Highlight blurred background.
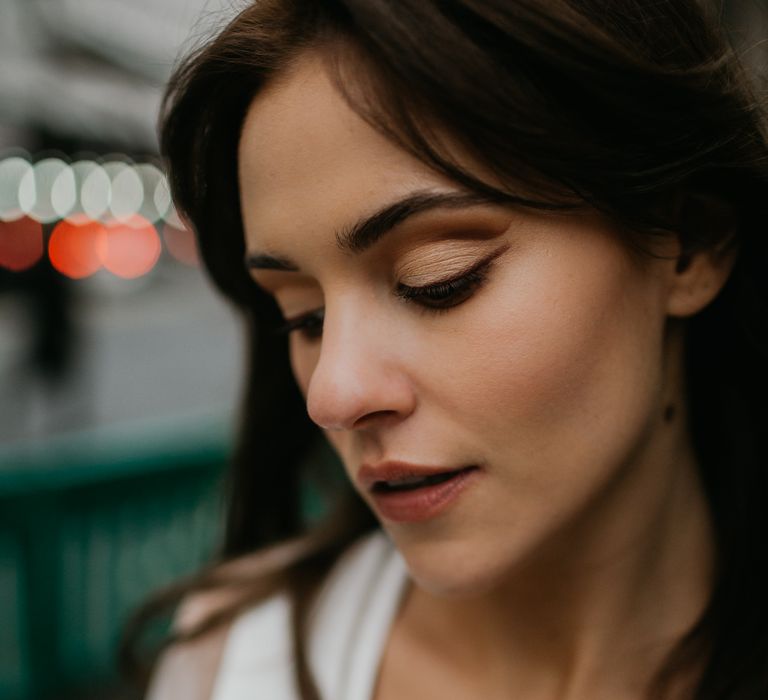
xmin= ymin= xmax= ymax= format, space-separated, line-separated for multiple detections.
xmin=0 ymin=1 xmax=245 ymax=698
xmin=0 ymin=1 xmax=765 ymax=699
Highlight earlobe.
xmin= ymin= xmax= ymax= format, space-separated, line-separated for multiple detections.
xmin=665 ymin=241 xmax=738 ymax=318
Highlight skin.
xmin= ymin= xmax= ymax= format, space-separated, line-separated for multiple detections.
xmin=238 ymin=49 xmax=736 ymax=699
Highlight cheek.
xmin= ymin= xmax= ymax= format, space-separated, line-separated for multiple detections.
xmin=429 ymin=240 xmax=665 ymax=490
xmin=394 ymin=239 xmax=671 ymax=593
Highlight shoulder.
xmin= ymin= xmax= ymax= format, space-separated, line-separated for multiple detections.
xmin=144 ymin=533 xmax=324 ymax=700
xmin=218 ymin=530 xmax=400 ymax=671
xmin=146 ymin=528 xmax=406 ymax=700
xmin=215 ymin=528 xmax=408 ymax=700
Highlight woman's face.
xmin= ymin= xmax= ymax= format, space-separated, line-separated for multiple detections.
xmin=238 ymin=51 xmax=686 ymax=596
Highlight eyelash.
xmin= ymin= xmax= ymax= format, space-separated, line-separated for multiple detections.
xmin=271 ymin=259 xmax=494 ymax=341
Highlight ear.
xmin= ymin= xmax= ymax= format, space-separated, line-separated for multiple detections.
xmin=665 ymin=242 xmax=738 ymax=318
xmin=664 ymin=192 xmax=739 ymax=318
xmin=667 ymin=235 xmax=738 ymax=318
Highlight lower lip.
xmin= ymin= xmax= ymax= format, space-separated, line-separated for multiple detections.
xmin=369 ymin=467 xmax=481 ymax=523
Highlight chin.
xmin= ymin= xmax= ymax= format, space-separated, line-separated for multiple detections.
xmin=394 ymin=534 xmax=516 ymax=599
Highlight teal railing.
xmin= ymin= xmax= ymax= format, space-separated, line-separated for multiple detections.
xmin=0 ymin=412 xmax=232 ymax=700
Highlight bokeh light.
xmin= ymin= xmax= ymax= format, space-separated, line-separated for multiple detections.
xmin=0 ymin=216 xmax=44 ymax=271
xmin=81 ymin=164 xmax=111 ymax=221
xmin=108 ymin=163 xmax=144 ymax=222
xmin=0 ymin=157 xmax=33 ymax=222
xmin=98 ymin=215 xmax=161 ymax=278
xmin=65 ymin=160 xmax=101 ymax=222
xmin=49 ymin=217 xmax=104 ymax=279
xmin=1 ymin=152 xmax=187 ymax=279
xmin=21 ymin=158 xmax=71 ymax=223
xmin=135 ymin=163 xmax=165 ymax=222
xmin=51 ymin=164 xmax=77 ymax=219
xmin=163 ymin=202 xmax=186 ymax=230
xmin=153 ymin=176 xmax=172 ymax=221
xmin=163 ymin=222 xmax=199 ymax=267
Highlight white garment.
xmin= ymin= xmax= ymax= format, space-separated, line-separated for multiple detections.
xmin=210 ymin=528 xmax=410 ymax=700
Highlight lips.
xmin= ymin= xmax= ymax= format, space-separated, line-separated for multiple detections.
xmin=358 ymin=461 xmax=477 ymax=492
xmin=360 ymin=462 xmax=482 ymax=522
xmin=372 ymin=470 xmax=463 ymax=492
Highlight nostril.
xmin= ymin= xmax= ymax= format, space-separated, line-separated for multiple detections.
xmin=352 ymin=409 xmax=400 ymax=430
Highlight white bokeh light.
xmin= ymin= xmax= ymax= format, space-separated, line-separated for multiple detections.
xmin=135 ymin=163 xmax=165 ymax=222
xmin=81 ymin=164 xmax=111 ymax=220
xmin=21 ymin=158 xmax=70 ymax=224
xmin=2 ymin=155 xmax=181 ymax=230
xmin=65 ymin=160 xmax=101 ymax=222
xmin=105 ymin=161 xmax=143 ymax=222
xmin=163 ymin=202 xmax=185 ymax=230
xmin=51 ymin=165 xmax=77 ymax=219
xmin=154 ymin=176 xmax=172 ymax=222
xmin=0 ymin=157 xmax=33 ymax=222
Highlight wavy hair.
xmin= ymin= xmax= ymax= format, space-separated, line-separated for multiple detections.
xmin=122 ymin=2 xmax=768 ymax=698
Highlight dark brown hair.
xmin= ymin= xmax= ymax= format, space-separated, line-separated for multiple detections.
xmin=122 ymin=1 xmax=768 ymax=698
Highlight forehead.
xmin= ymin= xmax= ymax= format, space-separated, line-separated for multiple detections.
xmin=237 ymin=50 xmax=458 ymax=259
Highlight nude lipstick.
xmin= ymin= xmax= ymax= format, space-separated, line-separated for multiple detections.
xmin=358 ymin=462 xmax=481 ymax=523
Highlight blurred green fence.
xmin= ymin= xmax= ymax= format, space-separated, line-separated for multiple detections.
xmin=0 ymin=414 xmax=231 ymax=700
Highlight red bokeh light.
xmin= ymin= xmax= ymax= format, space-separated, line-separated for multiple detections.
xmin=0 ymin=217 xmax=44 ymax=271
xmin=98 ymin=215 xmax=161 ymax=278
xmin=48 ymin=217 xmax=103 ymax=278
xmin=162 ymin=222 xmax=199 ymax=267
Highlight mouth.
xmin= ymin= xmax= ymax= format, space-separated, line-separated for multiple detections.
xmin=363 ymin=465 xmax=482 ymax=523
xmin=371 ymin=466 xmax=477 ymax=493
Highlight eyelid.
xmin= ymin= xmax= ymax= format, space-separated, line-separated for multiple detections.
xmin=397 ymin=242 xmax=510 ymax=291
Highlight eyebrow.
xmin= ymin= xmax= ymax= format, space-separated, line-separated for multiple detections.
xmin=244 ymin=189 xmax=503 ymax=271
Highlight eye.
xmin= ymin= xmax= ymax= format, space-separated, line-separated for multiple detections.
xmin=270 ymin=251 xmax=500 ymax=341
xmin=395 ymin=265 xmax=489 ymax=311
xmin=271 ymin=307 xmax=325 ymax=341
xmin=395 ymin=241 xmax=508 ymax=312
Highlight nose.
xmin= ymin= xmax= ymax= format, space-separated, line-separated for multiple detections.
xmin=305 ymin=307 xmax=416 ymax=431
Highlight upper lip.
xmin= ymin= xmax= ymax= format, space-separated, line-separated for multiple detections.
xmin=358 ymin=461 xmax=475 ymax=492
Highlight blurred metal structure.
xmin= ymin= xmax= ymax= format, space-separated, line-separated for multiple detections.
xmin=0 ymin=416 xmax=228 ymax=699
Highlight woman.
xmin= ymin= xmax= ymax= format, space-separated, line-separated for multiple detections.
xmin=124 ymin=1 xmax=768 ymax=698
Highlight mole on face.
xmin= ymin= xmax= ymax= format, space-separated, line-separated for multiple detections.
xmin=664 ymin=403 xmax=676 ymax=422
